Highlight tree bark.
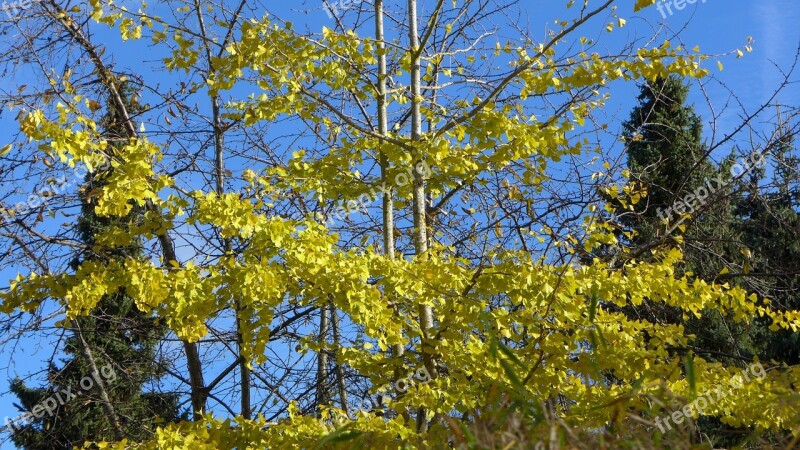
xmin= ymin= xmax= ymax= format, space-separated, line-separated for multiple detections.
xmin=330 ymin=302 xmax=349 ymax=415
xmin=316 ymin=304 xmax=330 ymax=413
xmin=407 ymin=0 xmax=437 ymax=433
xmin=47 ymin=0 xmax=208 ymax=421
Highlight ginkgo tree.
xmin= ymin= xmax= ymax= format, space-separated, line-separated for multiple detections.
xmin=1 ymin=0 xmax=799 ymax=448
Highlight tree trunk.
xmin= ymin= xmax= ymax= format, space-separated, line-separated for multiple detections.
xmin=330 ymin=302 xmax=349 ymax=415
xmin=71 ymin=319 xmax=124 ymax=440
xmin=316 ymin=304 xmax=330 ymax=413
xmin=407 ymin=0 xmax=437 ymax=433
xmin=47 ymin=0 xmax=208 ymax=420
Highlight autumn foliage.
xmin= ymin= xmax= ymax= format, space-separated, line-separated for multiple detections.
xmin=1 ymin=0 xmax=799 ymax=448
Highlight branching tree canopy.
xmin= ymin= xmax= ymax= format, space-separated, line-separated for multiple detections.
xmin=0 ymin=0 xmax=799 ymax=448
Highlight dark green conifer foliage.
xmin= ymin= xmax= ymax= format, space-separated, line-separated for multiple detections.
xmin=9 ymin=84 xmax=184 ymax=449
xmin=735 ymin=124 xmax=800 ymax=365
xmin=614 ymin=76 xmax=763 ymax=446
xmin=617 ymin=76 xmax=754 ymax=358
xmin=621 ymin=75 xmax=714 ymax=242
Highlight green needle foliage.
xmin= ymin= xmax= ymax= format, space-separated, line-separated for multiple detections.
xmin=8 ymin=84 xmax=185 ymax=450
xmin=618 ymin=76 xmax=755 ymax=362
xmin=735 ymin=123 xmax=800 ymax=365
xmin=615 ymin=76 xmax=762 ymax=446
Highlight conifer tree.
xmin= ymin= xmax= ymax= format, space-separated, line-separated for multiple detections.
xmin=616 ymin=76 xmax=757 ymax=364
xmin=613 ymin=75 xmax=780 ymax=447
xmin=621 ymin=75 xmax=713 ymax=244
xmin=8 ymin=84 xmax=184 ymax=449
xmin=735 ymin=122 xmax=800 ymax=365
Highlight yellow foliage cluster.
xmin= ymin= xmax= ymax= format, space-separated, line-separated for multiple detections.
xmin=2 ymin=0 xmax=798 ymax=448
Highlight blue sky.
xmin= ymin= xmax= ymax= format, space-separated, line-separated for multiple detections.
xmin=270 ymin=0 xmax=800 ymax=159
xmin=0 ymin=0 xmax=798 ymax=447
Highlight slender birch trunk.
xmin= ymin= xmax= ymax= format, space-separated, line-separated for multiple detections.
xmin=330 ymin=303 xmax=349 ymax=415
xmin=375 ymin=0 xmax=407 ymax=369
xmin=316 ymin=304 xmax=330 ymax=412
xmin=407 ymin=0 xmax=437 ymax=432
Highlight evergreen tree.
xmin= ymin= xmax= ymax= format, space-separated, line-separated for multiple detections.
xmin=623 ymin=75 xmax=712 ymax=233
xmin=734 ymin=122 xmax=800 ymax=365
xmin=612 ymin=76 xmax=762 ymax=446
xmin=616 ymin=76 xmax=754 ymax=358
xmin=8 ymin=84 xmax=184 ymax=449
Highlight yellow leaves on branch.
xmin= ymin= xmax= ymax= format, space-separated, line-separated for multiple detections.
xmin=4 ymin=218 xmax=800 ymax=443
xmin=4 ymin=0 xmax=797 ymax=447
